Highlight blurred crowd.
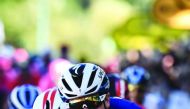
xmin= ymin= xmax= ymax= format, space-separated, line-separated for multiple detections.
xmin=1 ymin=39 xmax=190 ymax=109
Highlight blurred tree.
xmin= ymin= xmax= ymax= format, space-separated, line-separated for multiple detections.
xmin=0 ymin=0 xmax=37 ymax=49
xmin=0 ymin=0 xmax=189 ymax=63
xmin=111 ymin=0 xmax=188 ymax=51
xmin=78 ymin=0 xmax=91 ymax=10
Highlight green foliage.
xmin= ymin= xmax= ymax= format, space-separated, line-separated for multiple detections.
xmin=0 ymin=0 xmax=189 ymax=63
xmin=111 ymin=3 xmax=188 ymax=51
xmin=0 ymin=0 xmax=37 ymax=49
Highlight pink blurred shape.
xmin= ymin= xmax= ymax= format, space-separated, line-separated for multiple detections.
xmin=38 ymin=58 xmax=73 ymax=91
xmin=13 ymin=48 xmax=29 ymax=63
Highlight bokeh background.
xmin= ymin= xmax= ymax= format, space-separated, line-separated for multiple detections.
xmin=1 ymin=0 xmax=190 ymax=63
xmin=1 ymin=0 xmax=190 ymax=109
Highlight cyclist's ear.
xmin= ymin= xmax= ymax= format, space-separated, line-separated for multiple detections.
xmin=104 ymin=93 xmax=110 ymax=108
xmin=106 ymin=93 xmax=110 ymax=101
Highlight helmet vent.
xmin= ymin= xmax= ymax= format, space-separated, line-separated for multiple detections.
xmin=70 ymin=64 xmax=85 ymax=88
xmin=25 ymin=90 xmax=30 ymax=106
xmin=62 ymin=79 xmax=72 ymax=91
xmin=72 ymin=74 xmax=83 ymax=88
xmin=58 ymin=89 xmax=63 ymax=96
xmin=65 ymin=93 xmax=77 ymax=97
xmin=101 ymin=76 xmax=108 ymax=87
xmin=85 ymin=85 xmax=98 ymax=94
xmin=17 ymin=91 xmax=24 ymax=106
xmin=87 ymin=69 xmax=97 ymax=88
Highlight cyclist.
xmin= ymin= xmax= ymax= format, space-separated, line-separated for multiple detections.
xmin=107 ymin=73 xmax=128 ymax=98
xmin=33 ymin=63 xmax=141 ymax=109
xmin=7 ymin=84 xmax=41 ymax=109
xmin=121 ymin=65 xmax=150 ymax=109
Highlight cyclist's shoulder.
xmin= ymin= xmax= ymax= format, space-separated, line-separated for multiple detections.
xmin=110 ymin=97 xmax=142 ymax=109
xmin=36 ymin=87 xmax=58 ymax=99
xmin=33 ymin=87 xmax=62 ymax=108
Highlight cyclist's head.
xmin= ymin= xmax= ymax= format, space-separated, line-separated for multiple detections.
xmin=122 ymin=65 xmax=150 ymax=104
xmin=57 ymin=63 xmax=110 ymax=109
xmin=7 ymin=84 xmax=41 ymax=109
xmin=122 ymin=65 xmax=150 ymax=86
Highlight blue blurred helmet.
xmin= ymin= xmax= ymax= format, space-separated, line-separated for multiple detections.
xmin=122 ymin=65 xmax=150 ymax=85
xmin=8 ymin=84 xmax=41 ymax=109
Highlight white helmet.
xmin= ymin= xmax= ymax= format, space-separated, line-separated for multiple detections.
xmin=57 ymin=63 xmax=110 ymax=101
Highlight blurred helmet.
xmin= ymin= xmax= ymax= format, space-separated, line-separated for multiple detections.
xmin=8 ymin=84 xmax=41 ymax=109
xmin=122 ymin=65 xmax=150 ymax=85
xmin=57 ymin=63 xmax=110 ymax=101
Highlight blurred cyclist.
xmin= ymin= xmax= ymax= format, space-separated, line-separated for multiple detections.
xmin=7 ymin=84 xmax=41 ymax=109
xmin=33 ymin=63 xmax=141 ymax=109
xmin=121 ymin=65 xmax=150 ymax=109
xmin=107 ymin=73 xmax=128 ymax=98
xmin=38 ymin=58 xmax=73 ymax=91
